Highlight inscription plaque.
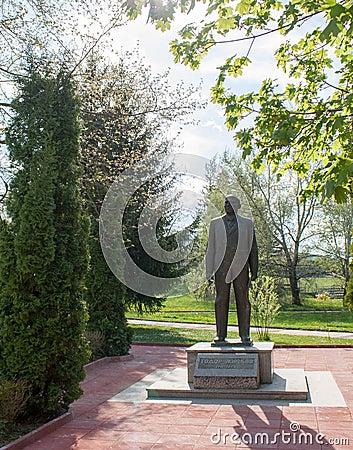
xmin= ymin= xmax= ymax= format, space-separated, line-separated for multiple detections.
xmin=193 ymin=352 xmax=260 ymax=389
xmin=195 ymin=353 xmax=258 ymax=377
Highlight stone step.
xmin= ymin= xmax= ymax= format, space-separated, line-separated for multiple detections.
xmin=147 ymin=367 xmax=308 ymax=401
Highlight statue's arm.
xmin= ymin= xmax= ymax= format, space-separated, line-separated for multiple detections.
xmin=249 ymin=229 xmax=259 ymax=281
xmin=206 ymin=220 xmax=215 ymax=280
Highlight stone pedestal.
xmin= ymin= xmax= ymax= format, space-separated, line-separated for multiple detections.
xmin=146 ymin=341 xmax=308 ymax=400
xmin=187 ymin=341 xmax=274 ymax=386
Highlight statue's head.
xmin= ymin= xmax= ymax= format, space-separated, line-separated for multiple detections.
xmin=224 ymin=195 xmax=241 ymax=215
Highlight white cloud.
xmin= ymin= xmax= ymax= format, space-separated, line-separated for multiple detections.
xmin=174 ymin=121 xmax=236 ymax=160
xmin=201 ymin=120 xmax=224 ymax=133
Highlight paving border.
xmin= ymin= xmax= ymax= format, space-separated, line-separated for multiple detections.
xmin=132 ymin=341 xmax=353 ymax=348
xmin=0 ymin=354 xmax=134 ymax=450
xmin=0 ymin=410 xmax=74 ymax=450
xmin=84 ymin=353 xmax=134 ymax=371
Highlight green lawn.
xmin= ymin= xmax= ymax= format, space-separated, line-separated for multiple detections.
xmin=126 ymin=293 xmax=353 ymax=332
xmin=131 ymin=292 xmax=345 ymax=312
xmin=127 ymin=310 xmax=353 ymax=332
xmin=299 ymin=276 xmax=344 ymax=291
xmin=280 ymin=296 xmax=343 ymax=311
xmin=130 ymin=325 xmax=353 ymax=346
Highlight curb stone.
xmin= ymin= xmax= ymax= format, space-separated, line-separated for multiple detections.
xmin=0 ymin=411 xmax=73 ymax=450
xmin=84 ymin=353 xmax=134 ymax=371
xmin=131 ymin=341 xmax=353 ymax=348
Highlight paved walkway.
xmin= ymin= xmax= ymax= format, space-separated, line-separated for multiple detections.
xmin=128 ymin=319 xmax=353 ymax=339
xmin=22 ymin=344 xmax=353 ymax=449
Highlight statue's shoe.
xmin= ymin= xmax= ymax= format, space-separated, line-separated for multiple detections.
xmin=212 ymin=336 xmax=230 ymax=346
xmin=241 ymin=337 xmax=253 ymax=346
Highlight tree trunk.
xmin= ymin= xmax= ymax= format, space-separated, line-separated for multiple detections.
xmin=289 ymin=270 xmax=301 ymax=305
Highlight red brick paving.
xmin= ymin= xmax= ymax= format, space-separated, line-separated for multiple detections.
xmin=21 ymin=345 xmax=353 ymax=449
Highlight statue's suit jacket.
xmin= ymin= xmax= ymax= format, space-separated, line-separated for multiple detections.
xmin=206 ymin=214 xmax=258 ymax=283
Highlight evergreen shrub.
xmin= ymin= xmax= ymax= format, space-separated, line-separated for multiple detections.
xmin=0 ymin=68 xmax=90 ymax=416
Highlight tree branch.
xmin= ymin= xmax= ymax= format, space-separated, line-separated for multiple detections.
xmin=323 ymin=80 xmax=350 ymax=94
xmin=212 ymin=12 xmax=322 ymax=46
xmin=81 ymin=96 xmax=195 ymax=118
xmin=69 ymin=15 xmax=125 ymax=77
xmin=0 ymin=67 xmax=20 ymax=77
xmin=0 ymin=177 xmax=8 ymax=204
xmin=243 ymin=104 xmax=351 ymax=117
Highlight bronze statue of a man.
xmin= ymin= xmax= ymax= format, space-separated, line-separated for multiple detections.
xmin=206 ymin=195 xmax=258 ymax=346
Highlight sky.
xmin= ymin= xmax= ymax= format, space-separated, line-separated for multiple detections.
xmin=108 ymin=3 xmax=289 ymax=161
xmin=100 ymin=4 xmax=294 ymax=225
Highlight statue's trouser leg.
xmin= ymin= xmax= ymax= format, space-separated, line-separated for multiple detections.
xmin=233 ymin=265 xmax=251 ymax=342
xmin=214 ymin=272 xmax=230 ymax=340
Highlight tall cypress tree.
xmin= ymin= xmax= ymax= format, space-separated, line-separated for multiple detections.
xmin=0 ymin=67 xmax=90 ymax=416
